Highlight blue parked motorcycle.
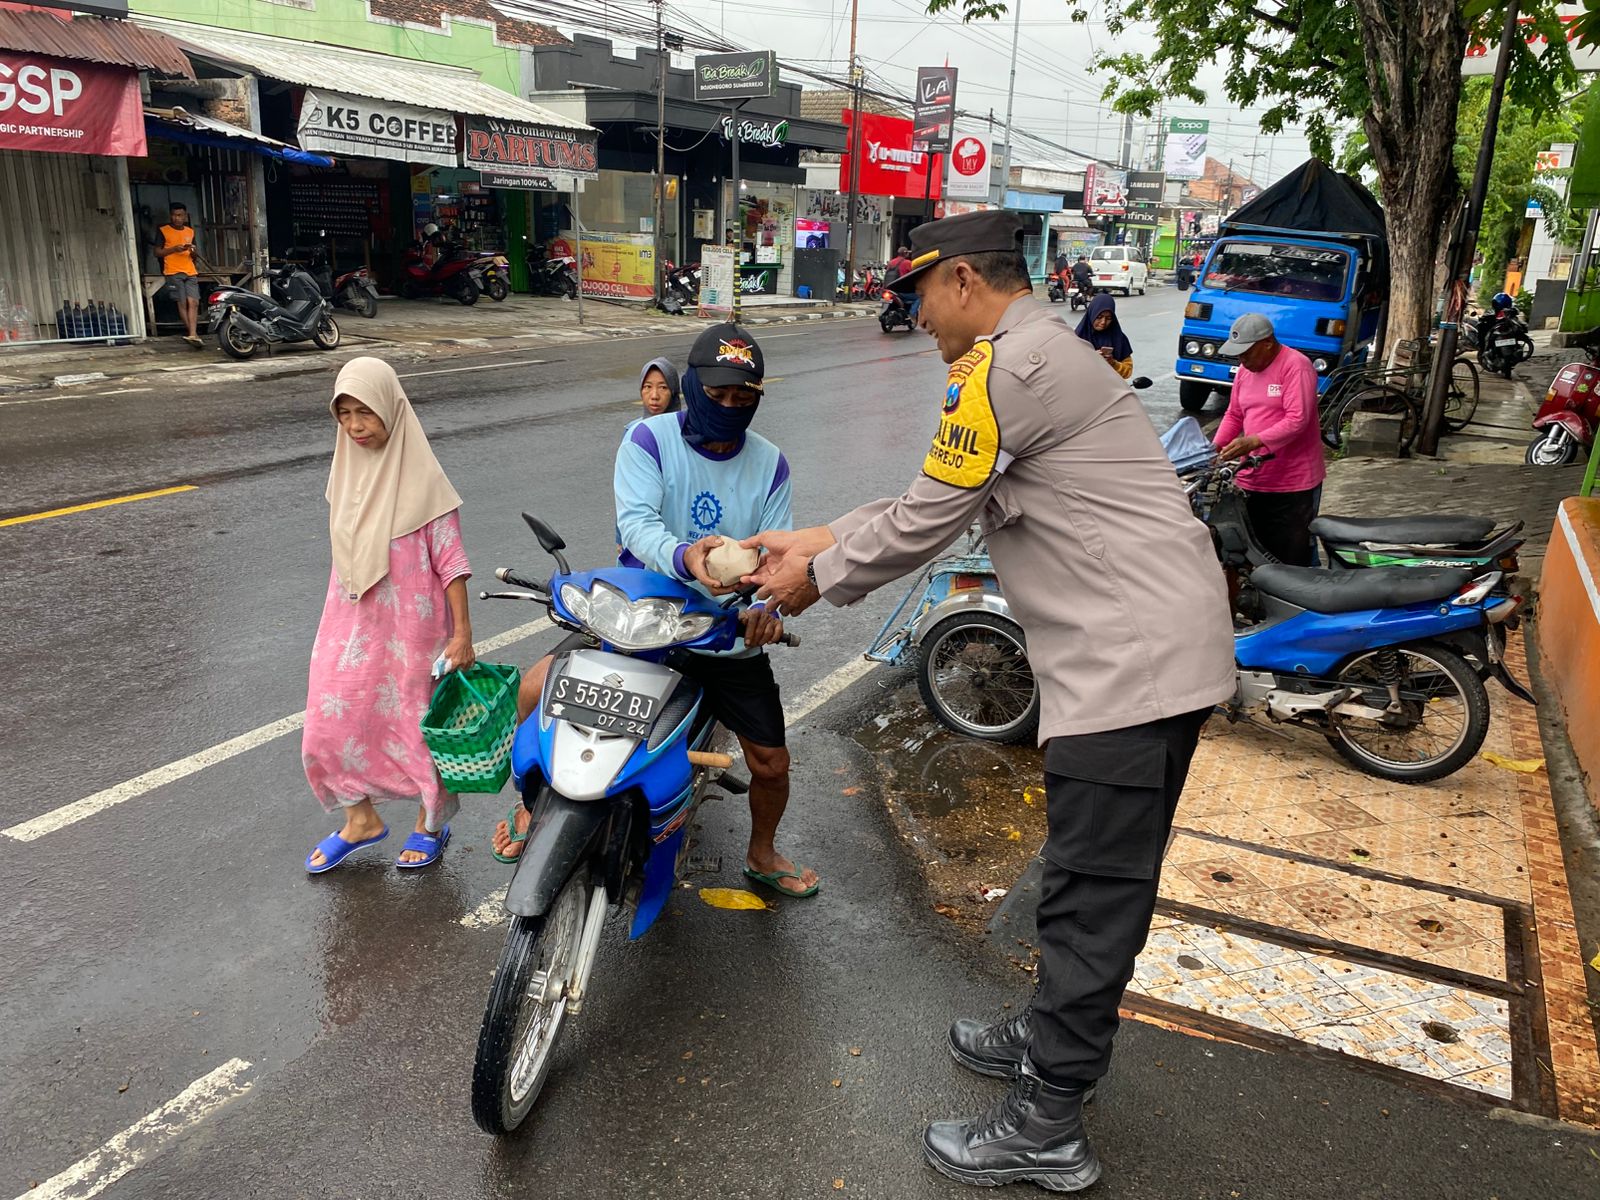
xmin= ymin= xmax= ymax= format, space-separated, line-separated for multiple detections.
xmin=470 ymin=514 xmax=797 ymax=1134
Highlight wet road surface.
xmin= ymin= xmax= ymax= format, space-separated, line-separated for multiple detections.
xmin=4 ymin=292 xmax=1597 ymax=1198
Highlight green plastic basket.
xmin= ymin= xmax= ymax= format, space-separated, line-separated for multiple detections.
xmin=420 ymin=662 xmax=522 ymax=793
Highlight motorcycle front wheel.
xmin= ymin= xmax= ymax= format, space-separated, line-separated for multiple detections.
xmin=1526 ymin=428 xmax=1580 ymax=466
xmin=453 ymin=276 xmax=481 ymax=306
xmin=216 ymin=314 xmax=258 ymax=360
xmin=312 ymin=314 xmax=341 ymax=350
xmin=1327 ymin=643 xmax=1489 ymax=783
xmin=471 ymin=873 xmax=589 ymax=1135
xmin=487 ymin=276 xmax=510 ymax=302
xmin=916 ymin=612 xmax=1041 ymax=744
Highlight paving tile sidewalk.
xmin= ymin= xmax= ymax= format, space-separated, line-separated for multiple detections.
xmin=0 ymin=294 xmax=876 ymax=397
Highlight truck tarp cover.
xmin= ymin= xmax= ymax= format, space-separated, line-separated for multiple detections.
xmin=1223 ymin=159 xmax=1387 ymax=291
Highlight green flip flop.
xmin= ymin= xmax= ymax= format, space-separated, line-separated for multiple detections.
xmin=742 ymin=864 xmax=820 ymax=899
xmin=491 ymin=802 xmax=530 ymax=864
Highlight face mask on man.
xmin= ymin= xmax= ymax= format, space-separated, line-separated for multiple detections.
xmin=681 ymin=366 xmax=759 ymax=445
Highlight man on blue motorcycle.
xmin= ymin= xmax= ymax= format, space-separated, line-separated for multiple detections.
xmin=494 ymin=324 xmax=819 ymax=898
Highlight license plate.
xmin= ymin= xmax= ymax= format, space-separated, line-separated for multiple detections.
xmin=544 ymin=672 xmax=658 ymax=738
xmin=1495 ymin=338 xmax=1517 ymax=347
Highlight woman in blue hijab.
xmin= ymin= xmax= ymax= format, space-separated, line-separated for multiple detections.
xmin=1074 ymin=292 xmax=1134 ymax=379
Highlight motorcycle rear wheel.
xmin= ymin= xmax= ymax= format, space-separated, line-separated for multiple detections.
xmin=312 ymin=314 xmax=341 ymax=350
xmin=471 ymin=873 xmax=588 ymax=1135
xmin=349 ymin=291 xmax=378 ymax=319
xmin=487 ymin=276 xmax=510 ymax=302
xmin=1328 ymin=643 xmax=1488 ymax=783
xmin=916 ymin=612 xmax=1040 ymax=744
xmin=216 ymin=315 xmax=257 ymax=360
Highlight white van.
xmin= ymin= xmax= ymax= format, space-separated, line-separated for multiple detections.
xmin=1088 ymin=246 xmax=1148 ymax=296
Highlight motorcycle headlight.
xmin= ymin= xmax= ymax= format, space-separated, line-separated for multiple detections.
xmin=1201 ymin=342 xmax=1217 ymax=358
xmin=559 ymin=581 xmax=716 ymax=650
xmin=1312 ymin=357 xmax=1330 ymax=373
xmin=1183 ymin=339 xmax=1200 ymax=356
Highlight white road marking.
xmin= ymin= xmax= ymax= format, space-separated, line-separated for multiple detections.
xmin=2 ymin=619 xmax=552 ymax=844
xmin=782 ymin=657 xmax=879 ymax=724
xmin=463 ymin=656 xmax=879 ymax=931
xmin=18 ymin=1058 xmax=253 ymax=1200
xmin=1557 ymin=501 xmax=1600 ymax=626
xmin=396 ymin=359 xmax=547 ymax=379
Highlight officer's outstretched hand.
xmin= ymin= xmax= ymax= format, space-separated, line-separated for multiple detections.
xmin=742 ymin=527 xmax=834 ymax=616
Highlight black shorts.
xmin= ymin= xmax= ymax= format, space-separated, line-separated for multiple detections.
xmin=667 ymin=649 xmax=786 ymax=749
xmin=546 ymin=634 xmax=785 ymax=749
xmin=1243 ymin=486 xmax=1319 ymax=566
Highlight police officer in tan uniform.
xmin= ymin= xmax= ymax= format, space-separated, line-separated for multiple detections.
xmin=745 ymin=210 xmax=1235 ymax=1191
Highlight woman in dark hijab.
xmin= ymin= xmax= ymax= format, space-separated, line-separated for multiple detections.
xmin=1074 ymin=292 xmax=1134 ymax=379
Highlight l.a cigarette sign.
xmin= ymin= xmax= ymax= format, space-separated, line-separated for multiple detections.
xmin=0 ymin=52 xmax=144 ymax=156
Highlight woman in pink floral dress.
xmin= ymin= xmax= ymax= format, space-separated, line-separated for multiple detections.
xmin=303 ymin=357 xmax=474 ymax=872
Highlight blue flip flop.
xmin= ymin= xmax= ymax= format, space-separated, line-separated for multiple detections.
xmin=396 ymin=824 xmax=451 ymax=870
xmin=306 ymin=825 xmax=389 ymax=874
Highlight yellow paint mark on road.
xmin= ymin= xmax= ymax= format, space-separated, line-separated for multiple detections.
xmin=0 ymin=485 xmax=198 ymax=528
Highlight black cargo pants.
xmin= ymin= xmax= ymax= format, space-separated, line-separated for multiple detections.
xmin=1027 ymin=707 xmax=1212 ymax=1084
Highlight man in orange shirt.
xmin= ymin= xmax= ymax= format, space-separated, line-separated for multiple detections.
xmin=152 ymin=203 xmax=202 ymax=346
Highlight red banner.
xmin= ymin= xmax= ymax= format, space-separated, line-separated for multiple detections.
xmin=0 ymin=52 xmax=145 ymax=156
xmin=839 ymin=110 xmax=942 ymax=201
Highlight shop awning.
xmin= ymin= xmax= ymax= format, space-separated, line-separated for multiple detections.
xmin=144 ymin=106 xmax=334 ymax=167
xmin=0 ymin=9 xmax=192 ymax=77
xmin=137 ymin=20 xmax=590 ymax=132
xmin=1049 ymin=212 xmax=1093 ymax=232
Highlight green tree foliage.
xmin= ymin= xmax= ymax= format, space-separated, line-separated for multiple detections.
xmin=924 ymin=0 xmax=1575 ymax=347
xmin=1454 ymin=78 xmax=1581 ymax=305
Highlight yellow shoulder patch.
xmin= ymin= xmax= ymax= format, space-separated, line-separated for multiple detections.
xmin=923 ymin=339 xmax=1000 ymax=489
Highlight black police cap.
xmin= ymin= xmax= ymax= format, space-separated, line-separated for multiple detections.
xmin=891 ymin=210 xmax=1026 ymax=291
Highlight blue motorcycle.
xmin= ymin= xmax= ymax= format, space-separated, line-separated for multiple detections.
xmin=470 ymin=515 xmax=796 ymax=1134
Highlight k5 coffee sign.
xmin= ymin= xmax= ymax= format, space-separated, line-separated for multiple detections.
xmin=945 ymin=130 xmax=990 ymax=201
xmin=0 ymin=53 xmax=144 ymax=156
xmin=464 ymin=116 xmax=598 ymax=190
xmin=693 ymin=51 xmax=776 ymax=102
xmin=299 ymin=90 xmax=456 ymax=167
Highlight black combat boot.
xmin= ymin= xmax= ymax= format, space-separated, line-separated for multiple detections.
xmin=947 ymin=1011 xmax=1097 ymax=1102
xmin=948 ymin=1010 xmax=1031 ymax=1077
xmin=923 ymin=1058 xmax=1101 ymax=1192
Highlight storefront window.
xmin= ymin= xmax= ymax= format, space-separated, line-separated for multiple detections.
xmin=724 ymin=182 xmax=796 ymax=297
xmin=583 ymin=169 xmax=680 ymax=266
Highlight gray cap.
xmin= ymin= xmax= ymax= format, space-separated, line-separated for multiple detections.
xmin=1219 ymin=312 xmax=1275 ymax=357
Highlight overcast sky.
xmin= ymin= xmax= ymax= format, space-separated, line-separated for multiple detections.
xmin=652 ymin=0 xmax=1319 ymax=185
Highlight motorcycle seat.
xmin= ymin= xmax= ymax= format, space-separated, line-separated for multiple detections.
xmin=1310 ymin=514 xmax=1495 ymax=546
xmin=1252 ymin=564 xmax=1473 ymax=614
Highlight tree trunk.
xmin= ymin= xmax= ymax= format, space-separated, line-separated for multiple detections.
xmin=1351 ymin=0 xmax=1471 ymax=349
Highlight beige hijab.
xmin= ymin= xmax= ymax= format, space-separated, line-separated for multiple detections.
xmin=325 ymin=357 xmax=462 ymax=599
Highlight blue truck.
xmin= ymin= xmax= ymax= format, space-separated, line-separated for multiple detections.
xmin=1175 ymin=160 xmax=1388 ymax=414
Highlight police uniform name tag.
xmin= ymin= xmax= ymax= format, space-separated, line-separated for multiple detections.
xmin=923 ymin=339 xmax=1001 ymax=489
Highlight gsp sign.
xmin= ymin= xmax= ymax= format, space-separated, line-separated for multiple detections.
xmin=0 ymin=53 xmax=145 ymax=157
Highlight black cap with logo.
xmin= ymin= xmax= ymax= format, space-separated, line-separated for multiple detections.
xmin=890 ymin=210 xmax=1026 ymax=292
xmin=687 ymin=322 xmax=765 ymax=391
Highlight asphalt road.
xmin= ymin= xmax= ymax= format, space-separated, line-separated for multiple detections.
xmin=3 ymin=291 xmax=1597 ymax=1199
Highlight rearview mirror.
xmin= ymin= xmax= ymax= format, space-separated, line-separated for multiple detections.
xmin=1130 ymin=376 xmax=1153 ymax=389
xmin=522 ymin=513 xmax=571 ymax=573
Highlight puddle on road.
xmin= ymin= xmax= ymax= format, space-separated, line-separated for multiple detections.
xmin=853 ymin=683 xmax=1044 ymax=927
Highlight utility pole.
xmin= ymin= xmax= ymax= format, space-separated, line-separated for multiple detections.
xmin=652 ymin=0 xmax=667 ymax=309
xmin=1420 ymin=0 xmax=1521 ymax=455
xmin=844 ymin=0 xmax=862 ymax=300
xmin=998 ymin=0 xmax=1022 ymax=210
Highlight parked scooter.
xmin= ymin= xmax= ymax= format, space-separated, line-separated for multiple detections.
xmin=469 ymin=515 xmax=798 ymax=1134
xmin=1478 ymin=292 xmax=1534 ymax=379
xmin=206 ymin=264 xmax=340 ymax=360
xmin=1527 ymin=332 xmax=1600 ymax=465
xmin=281 ymin=246 xmax=379 ymax=318
xmin=880 ymin=288 xmax=917 ymax=333
xmin=663 ymin=260 xmax=699 ymax=307
xmin=525 ymin=245 xmax=579 ymax=300
xmin=465 ymin=251 xmax=512 ymax=302
xmin=400 ymin=241 xmax=483 ymax=305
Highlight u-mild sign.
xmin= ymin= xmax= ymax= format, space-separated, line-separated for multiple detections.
xmin=299 ymin=90 xmax=456 ymax=167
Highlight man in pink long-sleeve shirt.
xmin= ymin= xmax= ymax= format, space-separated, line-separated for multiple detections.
xmin=1213 ymin=312 xmax=1326 ymax=565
